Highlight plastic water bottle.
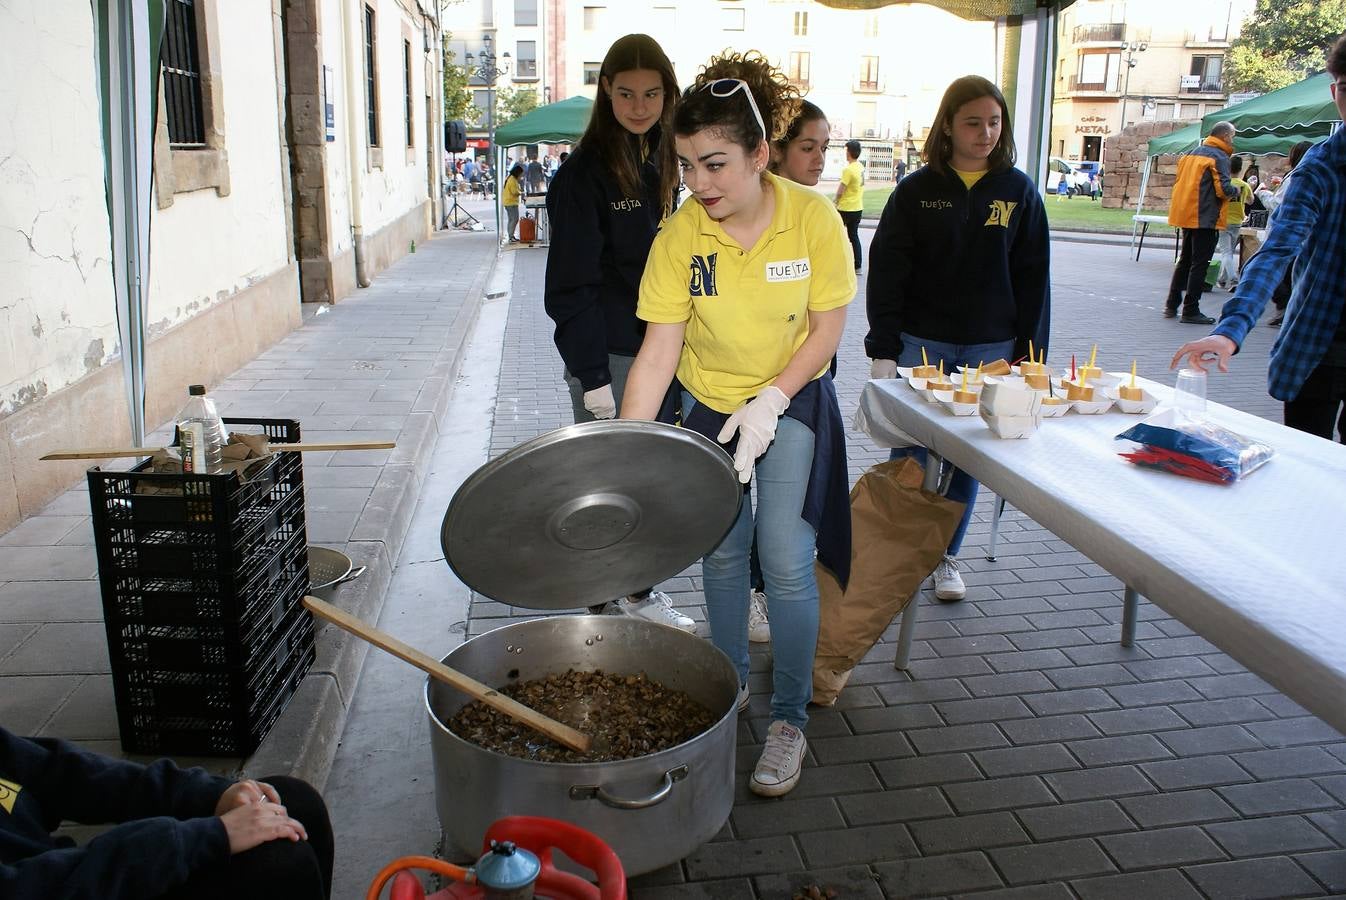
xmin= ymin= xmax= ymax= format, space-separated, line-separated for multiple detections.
xmin=177 ymin=385 xmax=227 ymax=473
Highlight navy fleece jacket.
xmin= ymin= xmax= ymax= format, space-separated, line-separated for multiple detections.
xmin=544 ymin=131 xmax=670 ymax=392
xmin=0 ymin=728 xmax=232 ymax=900
xmin=864 ymin=164 xmax=1051 ymax=364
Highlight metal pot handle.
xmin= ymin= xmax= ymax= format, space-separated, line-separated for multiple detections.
xmin=568 ymin=765 xmax=688 ymax=810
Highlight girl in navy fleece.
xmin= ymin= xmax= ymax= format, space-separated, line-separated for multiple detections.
xmin=0 ymin=727 xmax=331 ymax=899
xmin=864 ymin=75 xmax=1050 ymax=602
xmin=543 ymin=34 xmax=695 ymax=631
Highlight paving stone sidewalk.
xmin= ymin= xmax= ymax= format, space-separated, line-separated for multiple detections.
xmin=473 ymin=240 xmax=1345 ymax=899
xmin=0 ymin=230 xmax=497 ymax=783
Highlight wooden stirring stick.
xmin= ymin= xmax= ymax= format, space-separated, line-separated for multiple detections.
xmin=40 ymin=440 xmax=395 ymax=461
xmin=302 ymin=595 xmax=592 ymax=754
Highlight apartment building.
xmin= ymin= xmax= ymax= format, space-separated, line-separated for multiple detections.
xmin=1050 ymin=0 xmax=1256 ymax=163
xmin=443 ymin=0 xmax=996 ymax=178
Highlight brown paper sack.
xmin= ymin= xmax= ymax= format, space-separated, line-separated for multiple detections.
xmin=812 ymin=457 xmax=966 ymax=706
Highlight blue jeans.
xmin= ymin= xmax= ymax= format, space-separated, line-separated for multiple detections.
xmin=686 ymin=392 xmax=817 ymax=728
xmin=889 ymin=334 xmax=1015 ymax=556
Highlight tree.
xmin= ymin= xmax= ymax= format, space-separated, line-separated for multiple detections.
xmin=442 ymin=37 xmax=478 ymax=124
xmin=494 ymin=87 xmax=540 ymax=126
xmin=1225 ymin=0 xmax=1346 ymax=93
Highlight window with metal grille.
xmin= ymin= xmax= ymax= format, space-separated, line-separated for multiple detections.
xmin=162 ymin=0 xmax=205 ymax=147
xmin=403 ymin=38 xmax=413 ymax=147
xmin=364 ymin=5 xmax=379 ymax=146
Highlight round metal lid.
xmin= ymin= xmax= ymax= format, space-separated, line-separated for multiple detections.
xmin=441 ymin=419 xmax=741 ymax=610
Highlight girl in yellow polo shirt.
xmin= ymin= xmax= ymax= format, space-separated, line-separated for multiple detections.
xmin=501 ymin=164 xmax=523 ymax=242
xmin=621 ymin=52 xmax=855 ymax=799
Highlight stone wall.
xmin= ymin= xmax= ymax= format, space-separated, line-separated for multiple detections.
xmin=1100 ymin=120 xmax=1192 ymax=210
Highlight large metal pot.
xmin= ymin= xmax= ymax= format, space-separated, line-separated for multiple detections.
xmin=425 ymin=615 xmax=739 ymax=876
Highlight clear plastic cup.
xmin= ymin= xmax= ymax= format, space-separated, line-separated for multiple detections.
xmin=1174 ymin=368 xmax=1207 ymax=413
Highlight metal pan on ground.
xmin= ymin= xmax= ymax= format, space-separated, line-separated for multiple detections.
xmin=307 ymin=546 xmax=365 ymax=591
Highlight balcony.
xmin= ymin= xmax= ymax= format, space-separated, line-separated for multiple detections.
xmin=1072 ymin=23 xmax=1124 ymax=44
xmin=1179 ymin=74 xmax=1223 ymax=94
xmin=1186 ymin=27 xmax=1231 ymax=48
xmin=1069 ymin=75 xmax=1118 ymax=95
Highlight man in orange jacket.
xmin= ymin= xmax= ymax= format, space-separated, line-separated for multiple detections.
xmin=1164 ymin=121 xmax=1236 ymax=324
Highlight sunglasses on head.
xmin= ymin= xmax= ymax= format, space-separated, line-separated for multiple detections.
xmin=698 ymin=78 xmax=767 ymax=144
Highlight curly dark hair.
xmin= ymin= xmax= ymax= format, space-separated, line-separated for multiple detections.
xmin=674 ymin=51 xmax=803 ymax=154
xmin=1328 ymin=32 xmax=1346 ymax=77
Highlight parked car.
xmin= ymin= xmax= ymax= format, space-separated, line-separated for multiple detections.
xmin=1046 ymin=157 xmax=1090 ymax=196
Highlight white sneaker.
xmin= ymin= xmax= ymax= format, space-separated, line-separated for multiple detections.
xmin=933 ymin=555 xmax=966 ymax=601
xmin=750 ymin=720 xmax=806 ymax=797
xmin=737 ymin=683 xmax=750 ymax=713
xmin=605 ymin=591 xmax=696 ymax=632
xmin=748 ymin=590 xmax=771 ymax=643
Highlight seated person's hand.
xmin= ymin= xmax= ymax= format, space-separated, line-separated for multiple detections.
xmin=215 ymin=779 xmax=281 ymax=815
xmin=220 ymin=799 xmax=308 ymax=855
xmin=1171 ymin=335 xmax=1237 ymax=373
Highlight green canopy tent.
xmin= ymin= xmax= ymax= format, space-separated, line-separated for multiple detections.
xmin=1133 ymin=73 xmax=1340 ymax=251
xmin=1201 ymin=72 xmax=1339 ymax=139
xmin=494 ymin=96 xmax=593 ymax=147
xmin=490 ymin=96 xmax=593 ymax=246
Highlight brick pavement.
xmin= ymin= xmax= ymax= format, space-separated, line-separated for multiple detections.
xmin=474 ymin=238 xmax=1345 ymax=898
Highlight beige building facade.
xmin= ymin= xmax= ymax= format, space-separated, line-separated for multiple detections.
xmin=0 ymin=0 xmax=444 ymax=532
xmin=1050 ymin=0 xmax=1256 ymax=164
xmin=443 ymin=0 xmax=997 ymax=179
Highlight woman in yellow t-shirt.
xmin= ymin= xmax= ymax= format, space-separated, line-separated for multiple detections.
xmin=622 ymin=52 xmax=855 ymax=799
xmin=835 ymin=140 xmax=865 ymax=271
xmin=501 ymin=164 xmax=524 ymax=242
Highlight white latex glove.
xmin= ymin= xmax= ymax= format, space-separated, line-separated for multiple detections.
xmin=716 ymin=386 xmax=790 ymax=484
xmin=870 ymin=358 xmax=898 ymax=380
xmin=583 ymin=384 xmax=616 ymax=419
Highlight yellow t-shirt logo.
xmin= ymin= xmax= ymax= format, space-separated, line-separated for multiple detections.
xmin=985 ymin=200 xmax=1017 ymax=228
xmin=0 ymin=777 xmax=21 ymax=814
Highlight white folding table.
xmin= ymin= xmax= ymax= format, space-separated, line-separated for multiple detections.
xmin=855 ymin=377 xmax=1346 ymax=734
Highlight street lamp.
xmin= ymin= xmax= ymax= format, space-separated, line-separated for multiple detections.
xmin=1118 ymin=40 xmax=1148 ymax=131
xmin=465 ymin=33 xmax=511 ymax=162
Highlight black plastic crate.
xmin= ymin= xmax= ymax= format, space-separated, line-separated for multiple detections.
xmin=101 ymin=528 xmax=308 ymax=630
xmin=109 ymin=585 xmax=313 ymax=674
xmin=116 ymin=626 xmax=315 ymax=756
xmin=89 ymin=418 xmax=309 ymax=630
xmin=87 ymin=417 xmax=317 ymax=756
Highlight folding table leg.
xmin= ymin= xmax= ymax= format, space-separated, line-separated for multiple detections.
xmin=986 ymin=494 xmax=1008 ymax=561
xmin=896 ymin=453 xmax=947 ymax=669
xmin=1121 ymin=586 xmax=1140 ymax=647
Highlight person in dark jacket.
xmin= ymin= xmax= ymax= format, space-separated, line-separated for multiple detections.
xmin=0 ymin=726 xmax=332 ymax=900
xmin=1164 ymin=121 xmax=1236 ymax=324
xmin=543 ymin=34 xmax=693 ymax=631
xmin=865 ymin=74 xmax=1050 ymax=602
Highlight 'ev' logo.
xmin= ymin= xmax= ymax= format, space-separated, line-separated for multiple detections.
xmin=984 ymin=200 xmax=1018 ymax=228
xmin=690 ymin=253 xmax=719 ymax=296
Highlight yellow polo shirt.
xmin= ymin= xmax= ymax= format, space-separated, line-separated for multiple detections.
xmin=638 ymin=173 xmax=855 ymax=413
xmin=837 ymin=160 xmax=865 ymax=212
